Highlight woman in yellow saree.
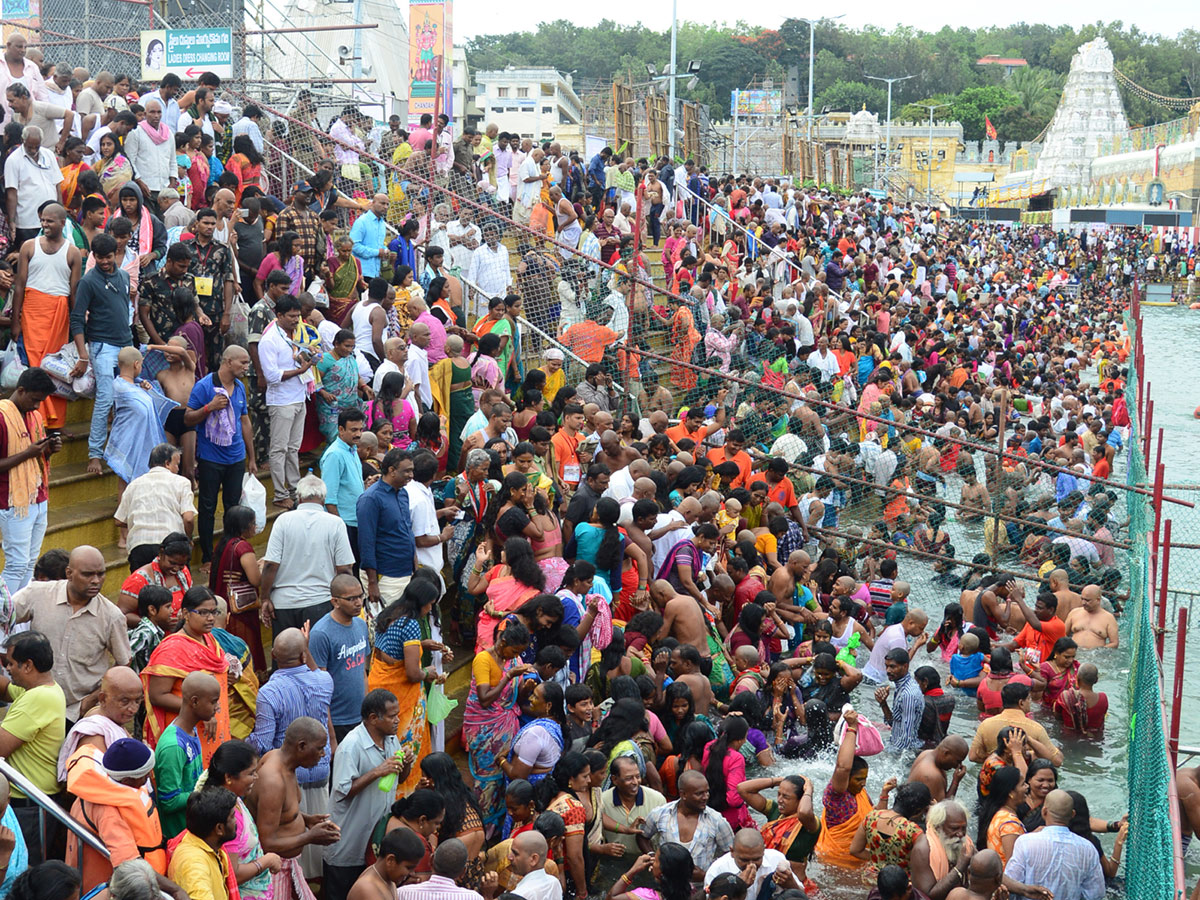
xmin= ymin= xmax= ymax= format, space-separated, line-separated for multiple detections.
xmin=367 ymin=578 xmax=445 ymax=796
xmin=141 ymin=586 xmax=232 ymax=766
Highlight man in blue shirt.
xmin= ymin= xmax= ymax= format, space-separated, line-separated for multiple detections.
xmin=349 ymin=192 xmax=391 ymax=278
xmin=309 ymin=574 xmax=370 ymax=743
xmin=184 ymin=344 xmax=256 ymax=563
xmin=320 ymin=409 xmax=366 ymax=570
xmin=356 ymin=449 xmax=416 ymax=615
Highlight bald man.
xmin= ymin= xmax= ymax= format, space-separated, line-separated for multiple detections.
xmin=639 ymin=769 xmax=733 ymax=878
xmin=704 ymin=828 xmax=792 ymax=900
xmin=248 ymin=628 xmax=335 ymax=879
xmin=651 ymin=579 xmax=714 ymax=661
xmin=946 ymin=848 xmax=1003 ymax=900
xmin=11 ymin=545 xmax=132 ymax=722
xmin=510 ymin=830 xmax=560 ymax=900
xmin=57 ymin=665 xmax=143 ymax=782
xmin=350 ymin=193 xmax=392 ymax=279
xmin=248 ymin=716 xmax=341 ymax=889
xmin=908 ymin=735 xmax=969 ymax=801
xmin=154 ymin=671 xmax=221 ymax=838
xmin=1003 ymin=789 xmax=1103 ymax=900
xmin=11 ymin=201 xmax=82 ymax=429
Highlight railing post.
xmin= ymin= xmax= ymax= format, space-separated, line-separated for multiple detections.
xmin=1170 ymin=605 xmax=1187 ymax=767
xmin=1158 ymin=518 xmax=1172 ymax=659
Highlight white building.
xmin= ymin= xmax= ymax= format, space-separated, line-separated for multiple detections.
xmin=451 ymin=46 xmax=483 ymax=128
xmin=474 ymin=66 xmax=582 ymax=143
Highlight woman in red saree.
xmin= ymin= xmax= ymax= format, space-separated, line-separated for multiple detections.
xmin=141 ymin=585 xmax=232 ymax=766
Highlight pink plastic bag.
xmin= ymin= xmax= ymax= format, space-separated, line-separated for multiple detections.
xmin=835 ymin=706 xmax=886 ymax=756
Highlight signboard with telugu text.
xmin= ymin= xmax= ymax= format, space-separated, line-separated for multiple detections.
xmin=141 ymin=28 xmax=233 ymax=81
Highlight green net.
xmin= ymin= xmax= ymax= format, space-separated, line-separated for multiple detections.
xmin=1122 ymin=311 xmax=1177 ymax=900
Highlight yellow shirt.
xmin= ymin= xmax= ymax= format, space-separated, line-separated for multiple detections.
xmin=5 ymin=683 xmax=66 ymax=798
xmin=168 ymin=831 xmax=232 ymax=900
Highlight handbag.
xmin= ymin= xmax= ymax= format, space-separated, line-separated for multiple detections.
xmin=218 ymin=539 xmax=260 ymax=613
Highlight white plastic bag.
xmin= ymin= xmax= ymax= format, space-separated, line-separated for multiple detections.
xmin=0 ymin=344 xmax=26 ymax=391
xmin=241 ymin=473 xmax=267 ymax=533
xmin=227 ymin=294 xmax=250 ymax=349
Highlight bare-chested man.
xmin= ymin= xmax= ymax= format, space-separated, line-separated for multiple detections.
xmin=1048 ymin=568 xmax=1082 ymax=620
xmin=957 ymin=466 xmax=990 ymax=522
xmin=907 ymin=735 xmax=969 ymax=802
xmin=769 ymin=550 xmax=822 ymax=631
xmin=249 ymin=716 xmax=341 ymax=896
xmin=1063 ymin=584 xmax=1119 ymax=648
xmin=352 ymin=826 xmax=426 ymax=900
xmin=150 ymin=336 xmax=198 ymax=478
xmin=666 ymin=643 xmax=716 ymax=716
xmin=598 ymin=432 xmax=642 ymax=473
xmin=651 ymin=579 xmax=713 ymax=655
xmin=1177 ymin=765 xmax=1200 ymax=849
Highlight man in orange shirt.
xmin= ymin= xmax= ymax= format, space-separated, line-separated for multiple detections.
xmin=761 ymin=456 xmax=801 ymax=521
xmin=1009 ymin=590 xmax=1065 ymax=659
xmin=664 ymin=389 xmax=727 ymax=449
xmin=550 ymin=402 xmax=585 ymax=493
xmin=706 ymin=427 xmax=753 ymax=489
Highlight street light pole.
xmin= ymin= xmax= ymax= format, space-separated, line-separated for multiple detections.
xmin=667 ymin=0 xmax=678 ymax=161
xmin=918 ymin=102 xmax=949 ymax=204
xmin=865 ymin=73 xmax=915 ymax=190
xmin=798 ymin=15 xmax=844 ymax=184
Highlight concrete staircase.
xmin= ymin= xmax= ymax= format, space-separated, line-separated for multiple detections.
xmin=2 ymin=397 xmax=285 ymax=599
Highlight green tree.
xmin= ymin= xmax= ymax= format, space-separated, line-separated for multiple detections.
xmin=816 ymin=81 xmax=887 ymax=115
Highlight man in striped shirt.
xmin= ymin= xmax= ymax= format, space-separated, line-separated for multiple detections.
xmin=395 ymin=839 xmax=486 ymax=900
xmin=875 ymin=648 xmax=926 ymax=752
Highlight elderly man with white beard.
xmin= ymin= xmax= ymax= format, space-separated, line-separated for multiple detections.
xmin=909 ymin=800 xmax=975 ymax=900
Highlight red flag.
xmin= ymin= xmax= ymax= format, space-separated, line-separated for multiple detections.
xmin=985 ymin=116 xmax=997 ymax=140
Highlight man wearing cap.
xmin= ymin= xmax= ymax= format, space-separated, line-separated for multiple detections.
xmin=276 ymin=181 xmax=324 ymax=279
xmin=66 ymin=736 xmax=189 ymax=898
xmin=158 ymin=187 xmax=195 ymax=230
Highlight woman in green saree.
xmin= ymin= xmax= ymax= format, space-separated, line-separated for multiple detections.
xmin=315 ymin=328 xmax=370 ymax=442
xmin=328 ymin=236 xmax=365 ymax=326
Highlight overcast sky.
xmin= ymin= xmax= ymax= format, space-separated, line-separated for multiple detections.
xmin=450 ymin=2 xmax=1191 ymax=40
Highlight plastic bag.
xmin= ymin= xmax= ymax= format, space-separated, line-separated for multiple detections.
xmin=0 ymin=345 xmax=26 ymax=391
xmin=227 ymin=294 xmax=250 ymax=349
xmin=240 ymin=473 xmax=267 ymax=533
xmin=426 ymin=682 xmax=458 ymax=725
xmin=834 ymin=705 xmax=886 ymax=756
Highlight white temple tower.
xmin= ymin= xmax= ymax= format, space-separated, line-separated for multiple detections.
xmin=1031 ymin=38 xmax=1128 ymax=189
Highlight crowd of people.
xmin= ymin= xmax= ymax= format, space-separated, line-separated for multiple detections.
xmin=0 ymin=40 xmax=1175 ymax=900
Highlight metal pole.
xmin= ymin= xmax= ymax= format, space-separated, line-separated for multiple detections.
xmin=667 ymin=0 xmax=677 ymax=161
xmin=1170 ymin=605 xmax=1187 ymax=765
xmin=927 ymin=106 xmax=933 ymax=201
xmin=351 ymin=0 xmax=364 ymax=81
xmin=807 ymin=20 xmax=814 ymax=176
xmin=1158 ymin=519 xmax=1172 ymax=659
xmin=732 ymin=91 xmax=739 ymax=174
xmin=989 ymin=395 xmax=1007 ymax=569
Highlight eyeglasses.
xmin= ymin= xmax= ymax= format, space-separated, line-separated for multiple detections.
xmin=188 ymin=607 xmax=219 ymax=618
xmin=336 ymin=593 xmax=365 ymax=603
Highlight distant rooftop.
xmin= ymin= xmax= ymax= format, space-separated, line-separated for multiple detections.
xmin=977 ymin=55 xmax=1028 ymax=67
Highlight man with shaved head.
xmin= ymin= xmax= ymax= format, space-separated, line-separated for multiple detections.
xmin=248 ymin=716 xmax=341 ymax=895
xmin=639 ymin=769 xmax=733 ymax=878
xmin=248 ymin=628 xmax=335 ymax=879
xmin=57 ymin=665 xmax=144 ymax=781
xmin=703 ymin=828 xmax=791 ymax=900
xmin=908 ymin=735 xmax=969 ymax=801
xmin=509 ymin=830 xmax=559 ymax=900
xmin=1003 ymin=789 xmax=1103 ymax=900
xmin=11 ymin=545 xmax=131 ymax=723
xmin=309 ymin=575 xmax=370 ymax=743
xmin=154 ymin=671 xmax=221 ymax=838
xmin=11 ymin=200 xmax=81 ymax=430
